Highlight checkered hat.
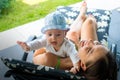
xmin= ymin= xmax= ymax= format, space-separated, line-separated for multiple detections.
xmin=41 ymin=11 xmax=69 ymax=33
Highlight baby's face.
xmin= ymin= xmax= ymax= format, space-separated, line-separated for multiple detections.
xmin=45 ymin=29 xmax=66 ymax=49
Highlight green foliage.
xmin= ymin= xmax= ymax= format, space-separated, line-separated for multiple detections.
xmin=0 ymin=0 xmax=14 ymax=14
xmin=0 ymin=0 xmax=82 ymax=32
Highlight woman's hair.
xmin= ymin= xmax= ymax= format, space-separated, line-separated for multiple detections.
xmin=83 ymin=51 xmax=117 ymax=80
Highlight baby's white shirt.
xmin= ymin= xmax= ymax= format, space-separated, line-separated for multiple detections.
xmin=27 ymin=37 xmax=80 ymax=64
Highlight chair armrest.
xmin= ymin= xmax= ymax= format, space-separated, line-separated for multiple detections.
xmin=110 ymin=44 xmax=117 ymax=59
xmin=110 ymin=43 xmax=120 ymax=71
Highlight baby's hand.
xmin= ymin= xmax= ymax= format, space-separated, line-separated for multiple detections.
xmin=17 ymin=41 xmax=30 ymax=51
xmin=70 ymin=66 xmax=80 ymax=74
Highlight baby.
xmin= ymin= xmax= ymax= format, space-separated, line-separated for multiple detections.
xmin=17 ymin=11 xmax=80 ymax=74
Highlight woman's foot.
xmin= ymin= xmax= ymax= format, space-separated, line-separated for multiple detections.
xmin=79 ymin=1 xmax=87 ymax=21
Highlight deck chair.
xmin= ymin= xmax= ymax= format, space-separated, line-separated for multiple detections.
xmin=1 ymin=6 xmax=120 ymax=80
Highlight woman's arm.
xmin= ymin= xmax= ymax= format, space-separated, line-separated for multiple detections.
xmin=33 ymin=50 xmax=73 ymax=70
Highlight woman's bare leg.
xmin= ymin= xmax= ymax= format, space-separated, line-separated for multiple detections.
xmin=66 ymin=1 xmax=87 ymax=46
xmin=80 ymin=15 xmax=98 ymax=41
xmin=69 ymin=1 xmax=87 ymax=32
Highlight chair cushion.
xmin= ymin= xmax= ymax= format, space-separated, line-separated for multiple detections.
xmin=1 ymin=7 xmax=113 ymax=80
xmin=1 ymin=57 xmax=86 ymax=80
xmin=57 ymin=6 xmax=111 ymax=46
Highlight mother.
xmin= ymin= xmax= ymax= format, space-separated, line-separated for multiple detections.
xmin=33 ymin=1 xmax=117 ymax=80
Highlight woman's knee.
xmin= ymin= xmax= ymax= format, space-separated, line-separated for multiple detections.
xmin=82 ymin=16 xmax=97 ymax=31
xmin=84 ymin=17 xmax=96 ymax=25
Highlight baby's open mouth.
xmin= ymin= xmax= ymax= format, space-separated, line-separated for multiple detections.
xmin=51 ymin=41 xmax=57 ymax=45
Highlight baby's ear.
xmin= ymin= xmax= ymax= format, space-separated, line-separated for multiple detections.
xmin=64 ymin=30 xmax=67 ymax=35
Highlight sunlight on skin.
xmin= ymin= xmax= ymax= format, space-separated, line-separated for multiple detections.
xmin=22 ymin=0 xmax=48 ymax=5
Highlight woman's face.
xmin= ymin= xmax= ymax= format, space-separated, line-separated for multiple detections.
xmin=78 ymin=40 xmax=108 ymax=68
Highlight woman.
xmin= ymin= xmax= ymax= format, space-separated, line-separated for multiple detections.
xmin=33 ymin=1 xmax=117 ymax=80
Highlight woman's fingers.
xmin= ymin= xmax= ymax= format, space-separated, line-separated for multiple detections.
xmin=79 ymin=40 xmax=86 ymax=48
xmin=79 ymin=39 xmax=94 ymax=48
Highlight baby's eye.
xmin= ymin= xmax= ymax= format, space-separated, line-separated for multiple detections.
xmin=56 ymin=34 xmax=61 ymax=36
xmin=48 ymin=34 xmax=52 ymax=36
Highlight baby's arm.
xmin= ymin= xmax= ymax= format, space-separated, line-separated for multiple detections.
xmin=17 ymin=37 xmax=46 ymax=51
xmin=17 ymin=41 xmax=30 ymax=51
xmin=70 ymin=61 xmax=81 ymax=74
